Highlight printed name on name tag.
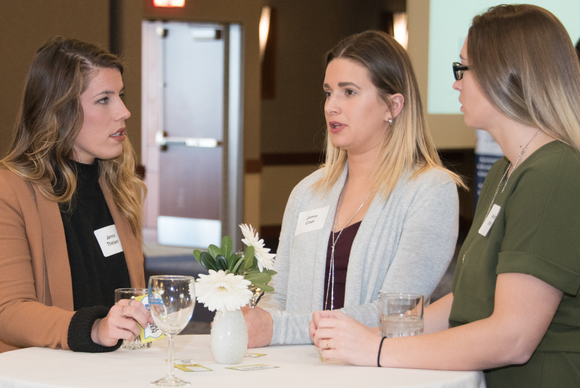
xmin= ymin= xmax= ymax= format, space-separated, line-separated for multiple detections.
xmin=94 ymin=224 xmax=124 ymax=257
xmin=295 ymin=206 xmax=330 ymax=236
xmin=478 ymin=204 xmax=501 ymax=236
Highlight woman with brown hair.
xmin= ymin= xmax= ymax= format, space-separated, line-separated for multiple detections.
xmin=0 ymin=37 xmax=152 ymax=353
xmin=244 ymin=30 xmax=463 ymax=347
xmin=311 ymin=5 xmax=580 ymax=387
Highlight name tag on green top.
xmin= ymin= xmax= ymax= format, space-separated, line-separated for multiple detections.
xmin=478 ymin=204 xmax=501 ymax=237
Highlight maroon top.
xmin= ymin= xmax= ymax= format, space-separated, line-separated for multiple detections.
xmin=323 ymin=221 xmax=362 ymax=310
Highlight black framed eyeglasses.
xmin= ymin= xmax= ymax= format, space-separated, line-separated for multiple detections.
xmin=452 ymin=62 xmax=469 ymax=81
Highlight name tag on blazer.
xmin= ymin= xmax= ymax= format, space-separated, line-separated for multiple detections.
xmin=94 ymin=224 xmax=124 ymax=257
xmin=295 ymin=206 xmax=329 ymax=236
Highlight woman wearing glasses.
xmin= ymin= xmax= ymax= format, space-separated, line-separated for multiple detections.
xmin=0 ymin=37 xmax=152 ymax=353
xmin=243 ymin=30 xmax=464 ymax=347
xmin=310 ymin=5 xmax=580 ymax=387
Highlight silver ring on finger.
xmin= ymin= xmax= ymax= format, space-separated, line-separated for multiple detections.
xmin=127 ymin=298 xmax=134 ymax=306
xmin=121 ymin=305 xmax=126 ymax=317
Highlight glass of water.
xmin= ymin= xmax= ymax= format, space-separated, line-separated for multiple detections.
xmin=114 ymin=288 xmax=153 ymax=350
xmin=378 ymin=293 xmax=424 ymax=338
xmin=149 ymin=275 xmax=195 ymax=387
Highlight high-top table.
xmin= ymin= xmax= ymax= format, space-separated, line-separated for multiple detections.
xmin=0 ymin=335 xmax=485 ymax=388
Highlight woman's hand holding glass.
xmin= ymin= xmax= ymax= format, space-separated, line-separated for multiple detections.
xmin=91 ymin=299 xmax=154 ymax=347
xmin=310 ymin=310 xmax=381 ymax=366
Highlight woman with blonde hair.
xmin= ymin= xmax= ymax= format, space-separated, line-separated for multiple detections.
xmin=0 ymin=37 xmax=152 ymax=352
xmin=311 ymin=5 xmax=580 ymax=387
xmin=244 ymin=30 xmax=463 ymax=347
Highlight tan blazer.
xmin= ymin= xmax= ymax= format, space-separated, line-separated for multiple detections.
xmin=0 ymin=169 xmax=145 ymax=353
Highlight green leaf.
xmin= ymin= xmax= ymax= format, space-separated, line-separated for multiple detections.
xmin=261 ymin=269 xmax=277 ymax=276
xmin=208 ymin=244 xmax=221 ymax=259
xmin=200 ymin=251 xmax=217 ymax=271
xmin=232 ymin=257 xmax=245 ymax=274
xmin=193 ymin=249 xmax=202 ymax=263
xmin=251 ymin=283 xmax=274 ymax=292
xmin=227 ymin=253 xmax=239 ymax=272
xmin=243 ymin=246 xmax=255 ymax=270
xmin=216 ymin=255 xmax=229 ymax=271
xmin=244 ymin=271 xmax=271 ymax=284
xmin=222 ymin=236 xmax=233 ymax=258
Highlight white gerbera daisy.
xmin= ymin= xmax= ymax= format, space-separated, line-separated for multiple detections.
xmin=239 ymin=223 xmax=276 ymax=272
xmin=195 ymin=270 xmax=252 ymax=312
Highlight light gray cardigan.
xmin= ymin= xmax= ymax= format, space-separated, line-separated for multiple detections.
xmin=260 ymin=165 xmax=459 ymax=345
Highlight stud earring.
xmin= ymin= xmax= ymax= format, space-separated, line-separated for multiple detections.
xmin=388 ymin=118 xmax=393 ymax=124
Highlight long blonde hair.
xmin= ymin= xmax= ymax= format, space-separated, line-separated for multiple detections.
xmin=0 ymin=37 xmax=146 ymax=241
xmin=316 ymin=31 xmax=463 ymax=197
xmin=468 ymin=4 xmax=580 ymax=151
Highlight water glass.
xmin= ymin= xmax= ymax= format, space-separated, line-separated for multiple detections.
xmin=378 ymin=293 xmax=424 ymax=338
xmin=114 ymin=288 xmax=152 ymax=350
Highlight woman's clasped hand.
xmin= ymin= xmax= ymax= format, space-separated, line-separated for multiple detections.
xmin=310 ymin=310 xmax=381 ymax=366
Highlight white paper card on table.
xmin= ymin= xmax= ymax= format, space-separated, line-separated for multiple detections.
xmin=478 ymin=204 xmax=501 ymax=236
xmin=93 ymin=224 xmax=123 ymax=257
xmin=173 ymin=360 xmax=212 ymax=372
xmin=226 ymin=364 xmax=279 ymax=371
xmin=295 ymin=206 xmax=330 ymax=236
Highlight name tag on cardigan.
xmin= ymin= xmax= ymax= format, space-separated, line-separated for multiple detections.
xmin=295 ymin=206 xmax=329 ymax=236
xmin=94 ymin=224 xmax=124 ymax=257
xmin=478 ymin=204 xmax=500 ymax=236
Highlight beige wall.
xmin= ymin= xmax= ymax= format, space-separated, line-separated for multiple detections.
xmin=407 ymin=0 xmax=475 ymax=149
xmin=0 ymin=0 xmax=110 ymax=158
xmin=261 ymin=164 xmax=319 ymax=226
xmin=260 ymin=0 xmax=384 ymax=155
xmin=110 ymin=0 xmax=144 ymax=161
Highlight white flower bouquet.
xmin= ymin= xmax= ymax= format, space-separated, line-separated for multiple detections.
xmin=194 ymin=224 xmax=277 ymax=312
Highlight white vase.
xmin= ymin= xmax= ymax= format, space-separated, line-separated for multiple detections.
xmin=210 ymin=309 xmax=248 ymax=364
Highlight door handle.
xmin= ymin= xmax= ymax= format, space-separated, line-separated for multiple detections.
xmin=156 ymin=130 xmax=223 ymax=150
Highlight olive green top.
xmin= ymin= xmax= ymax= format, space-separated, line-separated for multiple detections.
xmin=451 ymin=141 xmax=580 ymax=387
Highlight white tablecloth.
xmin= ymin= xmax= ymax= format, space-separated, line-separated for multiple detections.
xmin=0 ymin=335 xmax=485 ymax=388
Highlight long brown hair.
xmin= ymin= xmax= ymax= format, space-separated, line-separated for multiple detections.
xmin=468 ymin=4 xmax=580 ymax=151
xmin=316 ymin=31 xmax=463 ymax=197
xmin=1 ymin=37 xmax=146 ymax=241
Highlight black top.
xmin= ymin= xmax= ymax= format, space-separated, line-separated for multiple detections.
xmin=323 ymin=221 xmax=362 ymax=310
xmin=59 ymin=161 xmax=131 ymax=310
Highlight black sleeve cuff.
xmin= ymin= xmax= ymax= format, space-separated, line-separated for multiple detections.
xmin=67 ymin=306 xmax=122 ymax=352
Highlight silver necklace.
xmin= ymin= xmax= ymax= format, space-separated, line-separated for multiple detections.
xmin=324 ymin=188 xmax=372 ymax=311
xmin=484 ymin=129 xmax=541 ymax=220
xmin=463 ymin=129 xmax=542 ymax=265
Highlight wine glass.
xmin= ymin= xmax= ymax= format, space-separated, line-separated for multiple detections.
xmin=148 ymin=275 xmax=195 ymax=387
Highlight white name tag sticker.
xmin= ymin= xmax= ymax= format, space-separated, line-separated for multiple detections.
xmin=478 ymin=204 xmax=501 ymax=236
xmin=295 ymin=206 xmax=330 ymax=236
xmin=94 ymin=224 xmax=124 ymax=257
